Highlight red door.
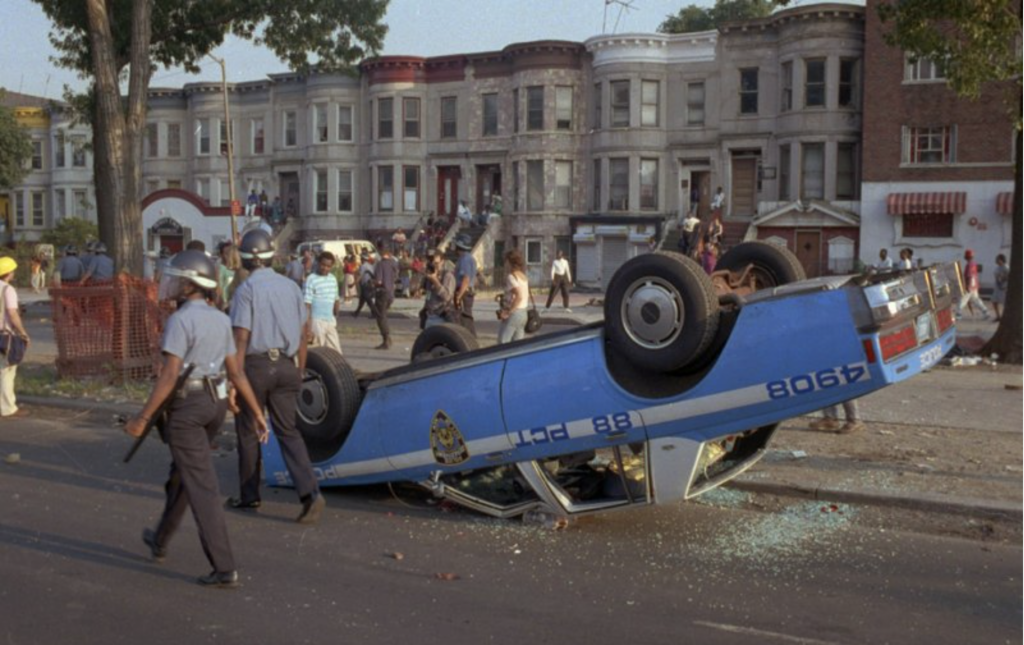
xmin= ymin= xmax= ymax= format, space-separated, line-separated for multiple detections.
xmin=160 ymin=235 xmax=184 ymax=254
xmin=437 ymin=167 xmax=460 ymax=223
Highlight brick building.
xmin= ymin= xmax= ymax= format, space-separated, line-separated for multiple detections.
xmin=859 ymin=0 xmax=1016 ymax=286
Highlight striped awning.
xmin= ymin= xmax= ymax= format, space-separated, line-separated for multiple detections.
xmin=995 ymin=192 xmax=1014 ymax=215
xmin=886 ymin=192 xmax=967 ymax=215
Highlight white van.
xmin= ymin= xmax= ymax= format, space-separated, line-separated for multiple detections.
xmin=296 ymin=239 xmax=378 ymax=261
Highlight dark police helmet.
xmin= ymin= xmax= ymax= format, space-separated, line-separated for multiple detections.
xmin=164 ymin=249 xmax=218 ymax=290
xmin=94 ymin=242 xmax=108 ymax=254
xmin=238 ymin=229 xmax=276 ymax=261
xmin=454 ymin=234 xmax=473 ymax=251
xmin=65 ymin=245 xmax=79 ymax=256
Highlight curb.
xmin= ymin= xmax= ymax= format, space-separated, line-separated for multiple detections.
xmin=725 ymin=478 xmax=1023 ymax=522
xmin=18 ymin=395 xmax=138 ymax=418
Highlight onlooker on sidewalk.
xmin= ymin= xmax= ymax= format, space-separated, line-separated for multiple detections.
xmin=0 ymin=257 xmax=30 ymax=419
xmin=304 ymin=251 xmax=342 ymax=354
xmin=30 ymin=256 xmax=43 ymax=293
xmin=809 ymin=400 xmax=863 ymax=434
xmin=497 ymin=249 xmax=530 ymax=345
xmin=545 ymin=250 xmax=573 ymax=313
xmin=958 ymin=249 xmax=991 ymax=320
xmin=876 ymin=248 xmax=894 ymax=270
xmin=678 ymin=212 xmax=701 ymax=258
xmin=701 ymin=242 xmax=719 ymax=275
xmin=992 ymin=253 xmax=1008 ymax=322
xmin=710 ymin=186 xmax=725 ymax=220
xmin=421 ymin=250 xmax=456 ymax=328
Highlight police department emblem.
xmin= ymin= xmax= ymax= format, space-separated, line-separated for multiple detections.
xmin=429 ymin=410 xmax=470 ymax=465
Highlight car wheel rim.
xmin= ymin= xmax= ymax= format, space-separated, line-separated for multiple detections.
xmin=620 ymin=276 xmax=684 ymax=350
xmin=298 ymin=372 xmax=329 ymax=425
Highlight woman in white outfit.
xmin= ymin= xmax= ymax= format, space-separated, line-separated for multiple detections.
xmin=497 ymin=249 xmax=530 ymax=344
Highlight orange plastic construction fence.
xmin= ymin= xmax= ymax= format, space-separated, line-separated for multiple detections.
xmin=49 ymin=275 xmax=170 ymax=381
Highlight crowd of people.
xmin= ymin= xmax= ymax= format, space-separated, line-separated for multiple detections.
xmin=676 ymin=185 xmax=725 ymax=276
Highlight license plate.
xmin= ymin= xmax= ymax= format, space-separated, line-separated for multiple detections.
xmin=915 ymin=313 xmax=933 ymax=344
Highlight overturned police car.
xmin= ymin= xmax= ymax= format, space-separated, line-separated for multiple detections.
xmin=265 ymin=242 xmax=963 ymax=519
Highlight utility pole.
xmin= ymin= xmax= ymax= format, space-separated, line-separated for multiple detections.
xmin=209 ymin=54 xmax=238 ymax=243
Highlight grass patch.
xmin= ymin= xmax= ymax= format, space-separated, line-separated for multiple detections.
xmin=17 ymin=364 xmax=150 ymax=404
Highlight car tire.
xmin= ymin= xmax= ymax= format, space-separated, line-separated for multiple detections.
xmin=411 ymin=323 xmax=480 ymax=362
xmin=298 ymin=347 xmax=362 ymax=463
xmin=604 ymin=251 xmax=720 ymax=373
xmin=717 ymin=241 xmax=806 ymax=288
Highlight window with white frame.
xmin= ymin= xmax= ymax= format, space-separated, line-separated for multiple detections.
xmin=593 ymin=159 xmax=601 ymax=211
xmin=283 ymin=111 xmax=297 ymax=147
xmin=592 ymin=83 xmax=602 ymax=129
xmin=555 ymin=161 xmax=572 ymax=209
xmin=71 ymin=136 xmax=87 ymax=167
xmin=903 ymin=213 xmax=953 ymax=238
xmin=166 ymin=179 xmax=182 ymax=190
xmin=219 ymin=120 xmax=232 ymax=156
xmin=315 ymin=169 xmax=328 ymax=212
xmin=197 ymin=178 xmax=210 ymax=204
xmin=640 ymin=158 xmax=658 ymax=209
xmin=555 ymin=86 xmax=573 ymax=130
xmin=146 ymin=123 xmax=159 ymax=158
xmin=740 ymin=68 xmax=758 ymax=114
xmin=54 ymin=134 xmax=65 ymax=168
xmin=146 ymin=180 xmax=159 ymax=197
xmin=56 ymin=189 xmax=67 ymax=220
xmin=73 ymin=190 xmax=87 ymax=218
xmin=403 ymin=165 xmax=419 ymax=211
xmin=641 ymin=80 xmax=659 ymax=127
xmin=513 ymin=88 xmax=520 ymax=133
xmin=827 ymin=236 xmax=856 ymax=273
xmin=527 ymin=86 xmax=544 ymax=131
xmin=338 ymin=105 xmax=353 ymax=141
xmin=378 ymin=166 xmax=394 ymax=211
xmin=781 ymin=61 xmax=793 ymax=111
xmin=314 ymin=104 xmax=329 ymax=143
xmin=14 ymin=193 xmax=25 ymax=227
xmin=482 ymin=93 xmax=498 ymax=136
xmin=778 ymin=144 xmax=791 ymax=201
xmin=609 ymin=158 xmax=629 ymax=210
xmin=197 ymin=118 xmax=211 ymax=155
xmin=526 ymin=238 xmax=543 ymax=266
xmin=31 ymin=140 xmax=43 ymax=170
xmin=610 ymin=80 xmax=629 ymax=127
xmin=441 ymin=97 xmax=457 ymax=138
xmin=167 ymin=123 xmax=181 ymax=157
xmin=905 ymin=56 xmax=945 ymax=82
xmin=219 ymin=177 xmax=232 ymax=206
xmin=337 ymin=169 xmax=353 ymax=212
xmin=512 ymin=161 xmax=519 ymax=212
xmin=31 ymin=191 xmax=44 ymax=226
xmin=801 ymin=143 xmax=824 ymax=200
xmin=527 ymin=160 xmax=544 ymax=211
xmin=839 ymin=58 xmax=859 ymax=107
xmin=252 ymin=118 xmax=265 ymax=154
xmin=805 ymin=59 xmax=826 ymax=108
xmin=404 ymin=97 xmax=420 ymax=138
xmin=687 ymin=82 xmax=705 ymax=126
xmin=902 ymin=126 xmax=956 ymax=164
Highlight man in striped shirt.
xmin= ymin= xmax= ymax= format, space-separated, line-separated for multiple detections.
xmin=304 ymin=252 xmax=342 ymax=353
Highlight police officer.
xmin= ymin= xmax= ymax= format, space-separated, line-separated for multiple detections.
xmin=124 ymin=250 xmax=268 ymax=589
xmin=228 ymin=229 xmax=326 ymax=523
xmin=372 ymin=245 xmax=399 ymax=349
xmin=53 ymin=245 xmax=85 ymax=287
xmin=453 ymin=234 xmax=477 ymax=336
xmin=81 ymin=242 xmax=114 ymax=284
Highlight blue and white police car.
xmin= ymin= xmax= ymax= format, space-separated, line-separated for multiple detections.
xmin=268 ymin=242 xmax=963 ymax=519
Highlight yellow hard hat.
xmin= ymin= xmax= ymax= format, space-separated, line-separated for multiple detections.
xmin=0 ymin=256 xmax=17 ymax=277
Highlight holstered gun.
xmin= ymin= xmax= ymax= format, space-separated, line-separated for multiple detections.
xmin=123 ymin=364 xmax=196 ymax=463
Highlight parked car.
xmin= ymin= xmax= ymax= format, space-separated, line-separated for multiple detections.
xmin=296 ymin=239 xmax=378 ymax=261
xmin=266 ymin=243 xmax=963 ymax=519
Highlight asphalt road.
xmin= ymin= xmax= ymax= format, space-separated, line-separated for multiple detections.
xmin=0 ymin=409 xmax=1018 ymax=645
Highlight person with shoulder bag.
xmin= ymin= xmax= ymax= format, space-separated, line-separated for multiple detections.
xmin=421 ymin=250 xmax=457 ymax=329
xmin=0 ymin=257 xmax=31 ymax=418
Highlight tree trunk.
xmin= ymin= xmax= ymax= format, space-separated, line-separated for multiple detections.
xmin=85 ymin=0 xmax=151 ymax=276
xmin=91 ymin=91 xmax=116 ymax=251
xmin=980 ymin=125 xmax=1023 ymax=363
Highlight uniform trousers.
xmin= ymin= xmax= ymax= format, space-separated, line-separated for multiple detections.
xmin=457 ymin=292 xmax=476 ymax=336
xmin=545 ymin=275 xmax=571 ymax=309
xmin=154 ymin=392 xmax=235 ymax=573
xmin=235 ymin=354 xmax=320 ymax=504
xmin=353 ymin=282 xmax=375 ymax=317
xmin=373 ymin=289 xmax=395 ymax=342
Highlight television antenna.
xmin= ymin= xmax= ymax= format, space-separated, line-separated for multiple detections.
xmin=603 ymin=0 xmax=636 ymax=34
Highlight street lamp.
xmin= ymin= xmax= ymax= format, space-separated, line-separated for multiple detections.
xmin=208 ymin=54 xmax=238 ymax=243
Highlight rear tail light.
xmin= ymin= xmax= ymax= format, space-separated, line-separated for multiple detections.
xmin=936 ymin=307 xmax=955 ymax=333
xmin=862 ymin=339 xmax=877 ymax=364
xmin=879 ymin=324 xmax=917 ymax=361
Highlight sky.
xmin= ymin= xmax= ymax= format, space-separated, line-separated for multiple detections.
xmin=0 ymin=0 xmax=854 ymax=99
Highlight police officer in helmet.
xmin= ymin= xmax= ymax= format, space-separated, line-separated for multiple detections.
xmin=125 ymin=250 xmax=268 ymax=589
xmin=227 ymin=229 xmax=325 ymax=523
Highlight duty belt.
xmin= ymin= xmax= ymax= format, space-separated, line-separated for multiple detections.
xmin=178 ymin=374 xmax=226 ymax=401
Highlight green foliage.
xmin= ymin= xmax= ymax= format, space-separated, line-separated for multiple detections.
xmin=876 ymin=0 xmax=1022 ymax=122
xmin=33 ymin=0 xmax=390 ymax=77
xmin=0 ymin=91 xmax=33 ymax=190
xmin=659 ymin=0 xmax=777 ymax=34
xmin=41 ymin=217 xmax=99 ymax=250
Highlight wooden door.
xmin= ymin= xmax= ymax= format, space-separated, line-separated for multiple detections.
xmin=437 ymin=167 xmax=460 ymax=221
xmin=730 ymin=157 xmax=757 ymax=218
xmin=795 ymin=230 xmax=821 ymax=278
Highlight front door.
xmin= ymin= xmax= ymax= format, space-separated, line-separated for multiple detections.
xmin=279 ymin=172 xmax=300 ymax=219
xmin=476 ymin=165 xmax=502 ymax=211
xmin=795 ymin=230 xmax=822 ymax=278
xmin=160 ymin=235 xmax=184 ymax=254
xmin=437 ymin=166 xmax=461 ymax=222
xmin=730 ymin=157 xmax=758 ymax=218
